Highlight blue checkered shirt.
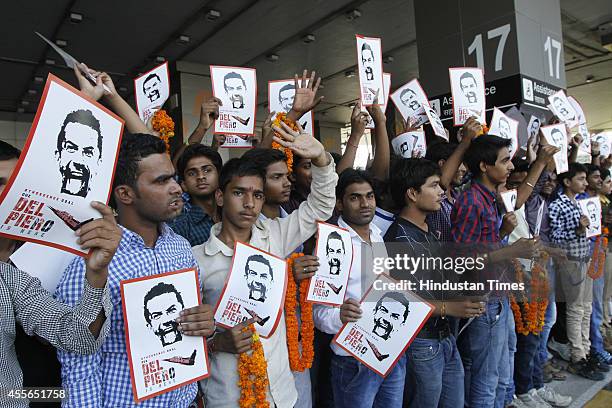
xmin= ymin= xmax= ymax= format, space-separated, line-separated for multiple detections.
xmin=168 ymin=195 xmax=215 ymax=247
xmin=54 ymin=224 xmax=198 ymax=407
xmin=548 ymin=193 xmax=590 ymax=259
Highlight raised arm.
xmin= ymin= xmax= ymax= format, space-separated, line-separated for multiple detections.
xmin=439 ymin=117 xmax=481 ymax=190
xmin=366 ymin=103 xmax=390 ymax=180
xmin=286 ymin=70 xmax=324 ymax=122
xmin=515 ymin=144 xmax=558 ymax=209
xmin=336 ymin=103 xmax=368 ymax=174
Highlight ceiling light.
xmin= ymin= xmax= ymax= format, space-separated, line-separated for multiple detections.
xmin=118 ymin=86 xmax=128 ymax=93
xmin=69 ymin=12 xmax=83 ymax=24
xmin=383 ymin=55 xmax=394 ymax=64
xmin=347 ymin=102 xmax=357 ymax=108
xmin=344 ymin=70 xmax=356 ymax=78
xmin=266 ymin=54 xmax=279 ymax=62
xmin=177 ymin=35 xmax=190 ymax=44
xmin=21 ymin=100 xmax=30 ymax=106
xmin=17 ymin=107 xmax=25 ymax=113
xmin=45 ymin=58 xmax=55 ymax=66
xmin=27 ymin=89 xmax=37 ymax=95
xmin=345 ymin=9 xmax=361 ymax=21
xmin=55 ymin=39 xmax=68 ymax=47
xmin=34 ymin=76 xmax=44 ymax=83
xmin=206 ymin=9 xmax=221 ymax=20
xmin=155 ymin=56 xmax=166 ymax=63
xmin=302 ymin=34 xmax=316 ymax=44
xmin=585 ymin=74 xmax=595 ymax=83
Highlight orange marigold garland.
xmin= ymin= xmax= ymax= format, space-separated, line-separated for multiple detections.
xmin=588 ymin=227 xmax=608 ymax=279
xmin=238 ymin=324 xmax=270 ymax=408
xmin=510 ymin=254 xmax=549 ymax=336
xmin=151 ymin=109 xmax=175 ymax=153
xmin=284 ymin=253 xmax=315 ymax=372
xmin=272 ymin=112 xmax=297 ymax=172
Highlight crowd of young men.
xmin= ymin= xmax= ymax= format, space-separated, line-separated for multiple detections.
xmin=1 ymin=62 xmax=611 ymax=408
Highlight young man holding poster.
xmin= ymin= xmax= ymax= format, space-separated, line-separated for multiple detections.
xmin=55 ymin=134 xmax=216 ymax=407
xmin=313 ymin=169 xmax=403 ymax=408
xmin=194 ymin=122 xmax=337 ymax=408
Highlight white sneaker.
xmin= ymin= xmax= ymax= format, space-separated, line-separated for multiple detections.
xmin=517 ymin=389 xmax=551 ymax=408
xmin=537 ymin=386 xmax=572 ymax=407
xmin=507 ymin=395 xmax=527 ymax=408
xmin=548 ymin=339 xmax=571 ymax=362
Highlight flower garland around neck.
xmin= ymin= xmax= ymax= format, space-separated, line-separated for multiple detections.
xmin=588 ymin=227 xmax=608 ymax=279
xmin=510 ymin=253 xmax=549 ymax=336
xmin=238 ymin=324 xmax=269 ymax=408
xmin=271 ymin=112 xmax=296 ymax=173
xmin=284 ymin=253 xmax=315 ymax=372
xmin=151 ymin=109 xmax=175 ymax=153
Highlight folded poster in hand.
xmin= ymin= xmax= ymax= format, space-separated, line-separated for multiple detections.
xmin=424 ymin=105 xmax=448 ymax=140
xmin=548 ymin=90 xmax=578 ymax=128
xmin=541 ymin=124 xmax=569 ymax=174
xmin=592 ymin=133 xmax=612 ymax=158
xmin=121 ymin=268 xmax=209 ymax=403
xmin=390 ymin=79 xmax=431 ymax=128
xmin=214 ymin=242 xmax=287 ymax=338
xmin=307 ymin=222 xmax=353 ymax=306
xmin=577 ymin=197 xmax=602 ymax=238
xmin=363 ymin=73 xmax=392 ymax=129
xmin=0 ymin=74 xmax=123 ymax=255
xmin=449 ymin=68 xmax=486 ymax=126
xmin=268 ymin=78 xmax=315 ymax=136
xmin=333 ymin=274 xmax=434 ymax=377
xmin=356 ymin=35 xmax=384 ymax=106
xmin=527 ymin=116 xmax=541 ymax=150
xmin=211 ymin=65 xmax=257 ymax=136
xmin=489 ymin=108 xmax=519 ymax=158
xmin=500 ymin=189 xmax=517 ymax=213
xmin=134 ymin=62 xmax=170 ymax=125
xmin=391 ymin=131 xmax=427 ymax=158
xmin=568 ymin=96 xmax=591 ymax=155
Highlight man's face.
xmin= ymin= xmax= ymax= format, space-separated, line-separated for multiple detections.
xmin=554 ymin=98 xmax=569 ymax=117
xmin=602 ymin=176 xmax=612 ymax=195
xmin=400 ymin=142 xmax=410 ymax=156
xmin=225 ymin=77 xmax=246 ymax=109
xmin=264 ymin=161 xmax=291 ymax=205
xmin=146 ymin=292 xmax=183 ymax=347
xmin=483 ymin=147 xmax=514 ymax=186
xmin=246 ymin=259 xmax=272 ymax=302
xmin=131 ymin=153 xmax=183 ymax=223
xmin=550 ymin=130 xmax=564 ymax=147
xmin=460 ymin=77 xmax=478 ymax=104
xmin=338 ymin=182 xmax=376 ymax=227
xmin=293 ymin=158 xmax=312 ymax=193
xmin=506 ymin=171 xmax=527 ymax=191
xmin=361 ymin=49 xmax=375 ymax=80
xmin=400 ymin=90 xmax=420 ymax=112
xmin=217 ymin=175 xmax=264 ymax=231
xmin=279 ymin=89 xmax=295 ymax=112
xmin=499 ymin=119 xmax=511 ymax=139
xmin=453 ymin=163 xmax=467 ymax=187
xmin=372 ymin=298 xmax=407 ymax=340
xmin=144 ymin=77 xmax=161 ymax=103
xmin=58 ymin=122 xmax=101 ymax=197
xmin=586 ymin=202 xmax=598 ymax=224
xmin=587 ymin=170 xmax=603 ymax=192
xmin=413 ymin=175 xmax=444 ymax=213
xmin=542 ymin=172 xmax=557 ymax=196
xmin=0 ymin=158 xmax=18 ymax=195
xmin=566 ymin=172 xmax=588 ymax=195
xmin=326 ymin=237 xmax=345 ymax=275
xmin=529 ymin=120 xmax=540 ymax=136
xmin=181 ymin=156 xmax=219 ymax=198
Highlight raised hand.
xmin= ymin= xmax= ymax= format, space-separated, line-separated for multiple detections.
xmin=288 ymin=70 xmax=324 ymax=121
xmin=272 ymin=121 xmax=328 ymax=167
xmin=351 ymin=103 xmax=369 ymax=137
xmin=199 ymin=97 xmax=222 ymax=130
xmin=365 ymin=103 xmax=386 ymax=126
xmin=74 ymin=63 xmax=115 ymax=101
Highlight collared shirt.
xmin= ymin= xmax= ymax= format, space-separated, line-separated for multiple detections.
xmin=169 ymin=195 xmax=215 ymax=247
xmin=313 ymin=216 xmax=387 ymax=357
xmin=372 ymin=206 xmax=395 ymax=237
xmin=55 ymin=225 xmax=198 ymax=408
xmin=0 ymin=263 xmax=111 ymax=408
xmin=194 ymin=156 xmax=337 ymax=408
xmin=426 ymin=192 xmax=454 ymax=242
xmin=549 ymin=193 xmax=590 ymax=258
xmin=451 ymin=181 xmax=500 ymax=244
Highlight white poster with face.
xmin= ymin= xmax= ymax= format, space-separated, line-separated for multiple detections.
xmin=333 ymin=274 xmax=434 ymax=377
xmin=449 ymin=67 xmax=486 ymax=126
xmin=268 ymin=79 xmax=314 ymax=136
xmin=120 ymin=268 xmax=209 ymax=403
xmin=541 ymin=124 xmax=569 ymax=174
xmin=424 ymin=105 xmax=448 ymax=140
xmin=307 ymin=222 xmax=353 ymax=306
xmin=500 ymin=189 xmax=518 ymax=213
xmin=220 ymin=135 xmax=254 ymax=149
xmin=577 ymin=197 xmax=602 ymax=238
xmin=489 ymin=108 xmax=519 ymax=158
xmin=391 ymin=131 xmax=427 ymax=158
xmin=390 ymin=78 xmax=431 ymax=128
xmin=0 ymin=75 xmax=123 ymax=256
xmin=568 ymin=96 xmax=590 ymax=155
xmin=211 ymin=66 xmax=257 ymax=136
xmin=592 ymin=133 xmax=612 ymax=158
xmin=356 ymin=35 xmax=385 ymax=106
xmin=214 ymin=242 xmax=287 ymax=338
xmin=548 ymin=90 xmax=578 ymax=128
xmin=527 ymin=115 xmax=541 ymax=150
xmin=363 ymin=73 xmax=392 ymax=129
xmin=134 ymin=62 xmax=170 ymax=125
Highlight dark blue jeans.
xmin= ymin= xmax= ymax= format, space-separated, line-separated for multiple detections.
xmin=404 ymin=336 xmax=464 ymax=407
xmin=514 ymin=333 xmax=544 ymax=395
xmin=458 ymin=297 xmax=510 ymax=408
xmin=590 ymin=274 xmax=605 ymax=354
xmin=331 ymin=354 xmax=406 ymax=408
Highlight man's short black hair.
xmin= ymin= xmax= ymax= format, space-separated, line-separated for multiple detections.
xmin=583 ymin=163 xmax=601 ymax=177
xmin=113 ymin=133 xmax=166 ymax=190
xmin=375 ymin=292 xmax=410 ymax=323
xmin=330 ymin=152 xmax=342 ymax=166
xmin=223 ymin=72 xmax=246 ymax=91
xmin=425 ymin=142 xmax=458 ymax=164
xmin=326 ymin=230 xmax=345 ymax=254
xmin=57 ymin=109 xmax=103 ymax=159
xmin=336 ymin=168 xmax=374 ymax=200
xmin=400 ymin=88 xmax=416 ymax=101
xmin=459 ymin=71 xmax=476 ymax=87
xmin=278 ymin=84 xmax=295 ymax=102
xmin=559 ymin=162 xmax=588 ymax=186
xmin=389 ymin=158 xmax=441 ymax=209
xmin=463 ymin=135 xmax=512 ymax=177
xmin=218 ymin=157 xmax=265 ymax=192
xmin=143 ymin=73 xmax=161 ymax=89
xmin=511 ymin=157 xmax=530 ymax=174
xmin=361 ymin=42 xmax=374 ymax=55
xmin=244 ymin=254 xmax=274 ymax=281
xmin=176 ymin=144 xmax=222 ymax=181
xmin=241 ymin=148 xmax=287 ymax=174
xmin=601 ymin=168 xmax=610 ymax=180
xmin=143 ymin=282 xmax=184 ymax=325
xmin=0 ymin=141 xmax=20 ymax=161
